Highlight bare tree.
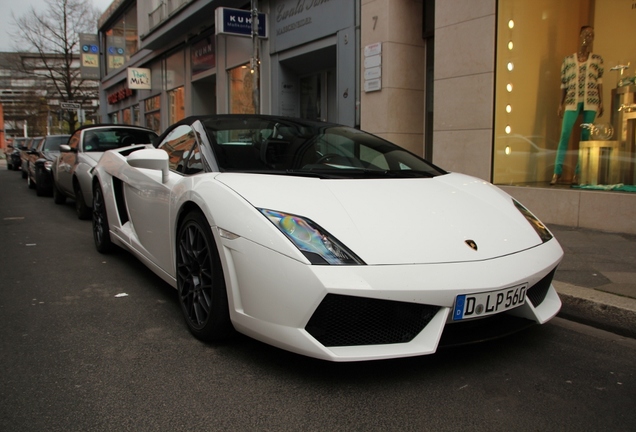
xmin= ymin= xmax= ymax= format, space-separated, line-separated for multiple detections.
xmin=11 ymin=0 xmax=101 ymax=133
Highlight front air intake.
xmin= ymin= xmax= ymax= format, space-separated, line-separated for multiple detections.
xmin=527 ymin=268 xmax=557 ymax=307
xmin=305 ymin=294 xmax=440 ymax=347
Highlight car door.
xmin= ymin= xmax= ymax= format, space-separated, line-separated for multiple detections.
xmin=123 ymin=123 xmax=201 ymax=275
xmin=56 ymin=131 xmax=81 ymax=194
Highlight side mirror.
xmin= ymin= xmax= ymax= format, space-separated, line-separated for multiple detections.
xmin=60 ymin=144 xmax=73 ymax=153
xmin=126 ymin=148 xmax=169 ymax=183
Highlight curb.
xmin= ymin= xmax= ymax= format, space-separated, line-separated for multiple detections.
xmin=555 ymin=281 xmax=636 ymax=339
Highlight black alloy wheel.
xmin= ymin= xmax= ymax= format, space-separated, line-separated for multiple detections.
xmin=176 ymin=211 xmax=233 ymax=341
xmin=92 ymin=183 xmax=113 ymax=254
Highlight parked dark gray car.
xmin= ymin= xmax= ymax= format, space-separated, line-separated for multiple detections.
xmin=27 ymin=134 xmax=71 ymax=196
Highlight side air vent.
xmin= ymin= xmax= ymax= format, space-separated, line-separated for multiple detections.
xmin=112 ymin=177 xmax=129 ymax=224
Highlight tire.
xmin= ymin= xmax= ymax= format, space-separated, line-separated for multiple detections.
xmin=27 ymin=173 xmax=36 ymax=189
xmin=92 ymin=183 xmax=113 ymax=254
xmin=35 ymin=169 xmax=48 ymax=197
xmin=21 ymin=167 xmax=27 ymax=179
xmin=53 ymin=182 xmax=66 ymax=204
xmin=177 ymin=211 xmax=233 ymax=341
xmin=74 ymin=182 xmax=91 ymax=220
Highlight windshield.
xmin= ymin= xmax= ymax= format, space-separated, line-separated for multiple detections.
xmin=201 ymin=116 xmax=444 ymax=178
xmin=83 ymin=128 xmax=157 ymax=152
xmin=43 ymin=135 xmax=70 ymax=152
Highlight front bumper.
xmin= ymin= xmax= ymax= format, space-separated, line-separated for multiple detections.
xmin=220 ymin=235 xmax=563 ymax=361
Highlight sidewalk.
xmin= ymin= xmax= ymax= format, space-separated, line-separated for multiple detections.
xmin=549 ymin=225 xmax=636 ymax=338
xmin=1 ymin=156 xmax=634 ymax=338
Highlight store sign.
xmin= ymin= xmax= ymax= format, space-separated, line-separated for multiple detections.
xmin=363 ymin=42 xmax=382 ymax=93
xmin=127 ymin=68 xmax=151 ymax=90
xmin=215 ymin=7 xmax=267 ymax=38
xmin=108 ymin=88 xmax=134 ymax=105
xmin=192 ymin=37 xmax=216 ymax=76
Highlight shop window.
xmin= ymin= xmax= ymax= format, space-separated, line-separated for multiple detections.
xmin=169 ymin=87 xmax=185 ymax=125
xmin=132 ymin=105 xmax=140 ymax=126
xmin=110 ymin=111 xmax=119 ymax=124
xmin=494 ymin=0 xmax=636 ymax=192
xmin=145 ymin=95 xmax=161 ymax=133
xmin=229 ymin=64 xmax=255 ymax=114
xmin=122 ymin=108 xmax=132 ymax=125
xmin=103 ymin=4 xmax=139 ymax=75
xmin=166 ymin=51 xmax=185 ymax=91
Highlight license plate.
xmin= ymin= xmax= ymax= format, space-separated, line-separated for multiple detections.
xmin=453 ymin=284 xmax=527 ymax=321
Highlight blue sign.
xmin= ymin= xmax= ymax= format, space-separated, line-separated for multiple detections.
xmin=217 ymin=7 xmax=267 ymax=38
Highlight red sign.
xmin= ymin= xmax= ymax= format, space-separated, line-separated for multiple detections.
xmin=108 ymin=88 xmax=134 ymax=104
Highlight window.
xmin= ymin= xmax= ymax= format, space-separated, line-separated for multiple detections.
xmin=229 ymin=64 xmax=255 ymax=114
xmin=145 ymin=95 xmax=161 ymax=133
xmin=103 ymin=4 xmax=139 ymax=75
xmin=494 ymin=0 xmax=636 ymax=192
xmin=169 ymin=87 xmax=185 ymax=125
xmin=122 ymin=108 xmax=132 ymax=125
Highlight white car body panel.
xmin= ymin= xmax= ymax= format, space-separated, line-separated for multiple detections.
xmin=92 ymin=135 xmax=563 ymax=362
xmin=215 ymin=172 xmax=544 ymax=265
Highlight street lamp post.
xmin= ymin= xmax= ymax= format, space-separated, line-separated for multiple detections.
xmin=251 ymin=0 xmax=260 ymax=114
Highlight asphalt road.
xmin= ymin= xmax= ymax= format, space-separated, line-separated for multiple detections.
xmin=1 ymin=166 xmax=635 ymax=431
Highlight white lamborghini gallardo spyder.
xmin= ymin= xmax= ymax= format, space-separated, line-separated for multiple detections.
xmin=91 ymin=115 xmax=563 ymax=362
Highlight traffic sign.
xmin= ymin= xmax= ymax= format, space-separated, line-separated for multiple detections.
xmin=60 ymin=102 xmax=81 ymax=110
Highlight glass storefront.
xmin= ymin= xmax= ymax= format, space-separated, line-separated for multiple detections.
xmin=494 ymin=0 xmax=636 ymax=192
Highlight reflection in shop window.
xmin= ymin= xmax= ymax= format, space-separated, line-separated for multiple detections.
xmin=229 ymin=65 xmax=255 ymax=114
xmin=494 ymin=0 xmax=636 ymax=192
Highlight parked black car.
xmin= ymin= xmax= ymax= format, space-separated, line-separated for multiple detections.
xmin=7 ymin=137 xmax=28 ymax=171
xmin=27 ymin=134 xmax=71 ymax=196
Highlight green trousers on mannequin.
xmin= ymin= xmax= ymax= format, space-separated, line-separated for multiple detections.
xmin=554 ymin=102 xmax=596 ymax=176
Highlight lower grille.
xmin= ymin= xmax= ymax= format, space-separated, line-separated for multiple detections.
xmin=527 ymin=268 xmax=557 ymax=307
xmin=439 ymin=314 xmax=535 ymax=347
xmin=305 ymin=294 xmax=440 ymax=347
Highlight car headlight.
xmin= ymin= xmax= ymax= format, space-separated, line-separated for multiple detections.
xmin=260 ymin=209 xmax=365 ymax=265
xmin=513 ymin=200 xmax=553 ymax=243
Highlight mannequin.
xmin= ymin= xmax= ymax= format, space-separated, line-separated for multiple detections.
xmin=551 ymin=26 xmax=604 ymax=185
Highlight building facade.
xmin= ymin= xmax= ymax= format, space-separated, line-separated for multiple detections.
xmin=0 ymin=52 xmax=99 ymax=140
xmin=97 ymin=0 xmax=636 ymax=234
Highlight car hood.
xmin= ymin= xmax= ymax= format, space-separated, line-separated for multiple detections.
xmin=216 ymin=172 xmax=549 ymax=265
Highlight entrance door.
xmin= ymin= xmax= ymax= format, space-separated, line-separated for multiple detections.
xmin=300 ymin=70 xmax=336 ymax=122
